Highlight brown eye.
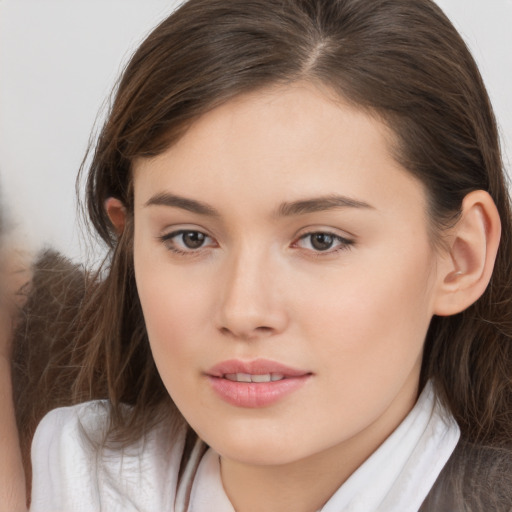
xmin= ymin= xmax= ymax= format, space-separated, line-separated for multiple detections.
xmin=181 ymin=231 xmax=206 ymax=249
xmin=160 ymin=229 xmax=215 ymax=254
xmin=310 ymin=233 xmax=335 ymax=251
xmin=295 ymin=231 xmax=354 ymax=254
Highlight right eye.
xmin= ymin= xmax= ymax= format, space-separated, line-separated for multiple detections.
xmin=159 ymin=230 xmax=216 ymax=254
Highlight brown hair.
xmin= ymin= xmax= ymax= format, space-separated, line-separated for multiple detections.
xmin=67 ymin=0 xmax=512 ymax=449
xmin=12 ymin=250 xmax=95 ymax=496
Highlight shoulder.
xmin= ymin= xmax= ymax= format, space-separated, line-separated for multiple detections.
xmin=452 ymin=442 xmax=512 ymax=509
xmin=30 ymin=401 xmax=110 ymax=511
xmin=32 ymin=400 xmax=110 ymax=448
xmin=420 ymin=440 xmax=512 ymax=511
xmin=30 ymin=401 xmax=187 ymax=512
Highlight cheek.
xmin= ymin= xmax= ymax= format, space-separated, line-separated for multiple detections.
xmin=137 ymin=270 xmax=208 ymax=353
xmin=299 ymin=244 xmax=436 ymax=378
xmin=133 ymin=238 xmax=214 ymax=383
xmin=135 ymin=264 xmax=214 ymax=417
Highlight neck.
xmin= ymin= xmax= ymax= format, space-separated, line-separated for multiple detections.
xmin=220 ymin=451 xmax=351 ymax=512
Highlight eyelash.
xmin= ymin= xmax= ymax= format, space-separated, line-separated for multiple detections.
xmin=159 ymin=230 xmax=217 ymax=256
xmin=158 ymin=230 xmax=355 ymax=257
xmin=293 ymin=232 xmax=355 ymax=256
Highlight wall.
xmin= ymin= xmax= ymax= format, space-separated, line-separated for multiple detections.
xmin=0 ymin=0 xmax=510 ymax=262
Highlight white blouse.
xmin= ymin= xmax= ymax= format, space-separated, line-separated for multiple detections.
xmin=30 ymin=382 xmax=460 ymax=512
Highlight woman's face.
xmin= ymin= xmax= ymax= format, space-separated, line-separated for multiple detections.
xmin=132 ymin=83 xmax=445 ymax=470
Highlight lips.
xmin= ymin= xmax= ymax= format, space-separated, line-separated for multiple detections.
xmin=206 ymin=359 xmax=311 ymax=408
xmin=224 ymin=373 xmax=285 ymax=383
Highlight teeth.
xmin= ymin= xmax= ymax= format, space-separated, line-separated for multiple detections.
xmin=251 ymin=374 xmax=271 ymax=383
xmin=224 ymin=373 xmax=286 ymax=383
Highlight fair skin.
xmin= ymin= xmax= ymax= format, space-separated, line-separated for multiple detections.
xmin=0 ymin=359 xmax=25 ymax=512
xmin=0 ymin=82 xmax=499 ymax=511
xmin=122 ymin=83 xmax=500 ymax=512
xmin=0 ymin=248 xmax=31 ymax=512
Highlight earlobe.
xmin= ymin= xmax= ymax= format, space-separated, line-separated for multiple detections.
xmin=434 ymin=190 xmax=501 ymax=316
xmin=105 ymin=197 xmax=127 ymax=235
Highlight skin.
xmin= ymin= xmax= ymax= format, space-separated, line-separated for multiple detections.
xmin=131 ymin=83 xmax=468 ymax=512
xmin=0 ymin=248 xmax=31 ymax=512
xmin=0 ymin=359 xmax=26 ymax=512
xmin=0 ymin=79 xmax=499 ymax=511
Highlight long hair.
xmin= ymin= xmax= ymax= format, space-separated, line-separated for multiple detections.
xmin=69 ymin=0 xmax=512 ymax=448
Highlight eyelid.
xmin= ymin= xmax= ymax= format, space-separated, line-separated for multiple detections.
xmin=157 ymin=222 xmax=217 ymax=243
xmin=159 ymin=227 xmax=218 ymax=255
xmin=291 ymin=229 xmax=355 ymax=255
xmin=156 ymin=224 xmax=355 ymax=257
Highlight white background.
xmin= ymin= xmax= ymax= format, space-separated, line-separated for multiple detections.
xmin=1 ymin=0 xmax=511 ymax=262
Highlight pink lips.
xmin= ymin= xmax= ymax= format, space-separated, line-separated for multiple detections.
xmin=206 ymin=359 xmax=311 ymax=408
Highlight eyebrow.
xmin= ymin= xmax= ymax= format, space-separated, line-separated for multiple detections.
xmin=144 ymin=192 xmax=220 ymax=216
xmin=144 ymin=192 xmax=374 ymax=217
xmin=276 ymin=195 xmax=374 ymax=217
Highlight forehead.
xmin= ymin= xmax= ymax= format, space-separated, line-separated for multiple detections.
xmin=132 ymin=82 xmax=427 ymax=218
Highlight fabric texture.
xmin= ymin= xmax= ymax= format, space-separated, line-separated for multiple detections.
xmin=419 ymin=440 xmax=512 ymax=511
xmin=30 ymin=383 xmax=461 ymax=512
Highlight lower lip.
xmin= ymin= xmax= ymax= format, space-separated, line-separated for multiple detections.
xmin=207 ymin=375 xmax=310 ymax=408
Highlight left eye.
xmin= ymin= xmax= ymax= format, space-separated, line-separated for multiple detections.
xmin=161 ymin=230 xmax=215 ymax=252
xmin=295 ymin=232 xmax=353 ymax=252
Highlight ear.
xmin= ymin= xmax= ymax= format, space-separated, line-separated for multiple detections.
xmin=434 ymin=190 xmax=501 ymax=316
xmin=105 ymin=197 xmax=127 ymax=235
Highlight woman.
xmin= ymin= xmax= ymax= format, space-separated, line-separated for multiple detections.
xmin=7 ymin=0 xmax=512 ymax=510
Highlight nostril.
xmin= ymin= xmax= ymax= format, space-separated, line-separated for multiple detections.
xmin=255 ymin=326 xmax=273 ymax=334
xmin=219 ymin=325 xmax=274 ymax=339
xmin=219 ymin=327 xmax=231 ymax=336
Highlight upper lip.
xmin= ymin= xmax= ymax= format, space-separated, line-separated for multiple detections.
xmin=207 ymin=358 xmax=311 ymax=378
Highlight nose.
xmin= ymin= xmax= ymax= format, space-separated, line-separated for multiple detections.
xmin=216 ymin=248 xmax=289 ymax=340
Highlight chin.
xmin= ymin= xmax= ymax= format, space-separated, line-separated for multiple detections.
xmin=196 ymin=422 xmax=321 ymax=467
xmin=217 ymin=442 xmax=305 ymax=467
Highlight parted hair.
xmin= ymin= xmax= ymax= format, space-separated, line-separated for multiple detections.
xmin=15 ymin=0 xmax=512 ymax=475
xmin=83 ymin=0 xmax=512 ymax=446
